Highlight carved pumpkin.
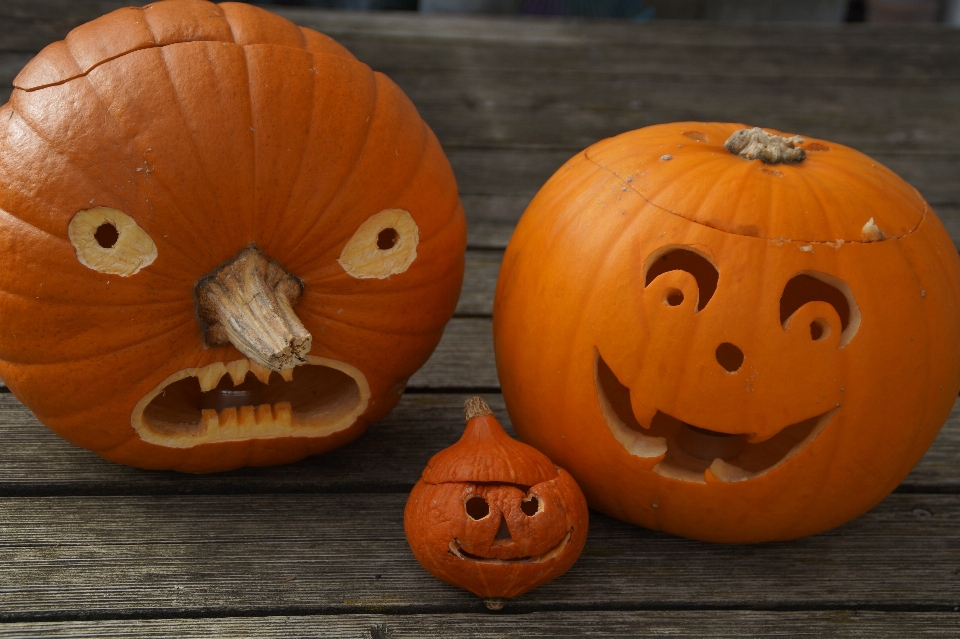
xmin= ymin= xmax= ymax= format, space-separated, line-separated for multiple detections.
xmin=494 ymin=123 xmax=960 ymax=542
xmin=404 ymin=397 xmax=588 ymax=602
xmin=0 ymin=0 xmax=466 ymax=472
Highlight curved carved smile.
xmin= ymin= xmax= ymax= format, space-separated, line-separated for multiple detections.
xmin=595 ymin=351 xmax=837 ymax=483
xmin=131 ymin=355 xmax=370 ymax=448
xmin=448 ymin=530 xmax=574 ymax=564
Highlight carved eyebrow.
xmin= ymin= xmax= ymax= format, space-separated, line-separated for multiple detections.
xmin=645 ymin=248 xmax=719 ymax=311
xmin=780 ymin=274 xmax=850 ymax=330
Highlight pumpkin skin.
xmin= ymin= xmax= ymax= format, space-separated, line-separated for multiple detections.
xmin=493 ymin=122 xmax=960 ymax=543
xmin=404 ymin=398 xmax=589 ymax=600
xmin=0 ymin=0 xmax=466 ymax=472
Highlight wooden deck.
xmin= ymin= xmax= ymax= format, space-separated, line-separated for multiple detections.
xmin=1 ymin=2 xmax=959 ymax=636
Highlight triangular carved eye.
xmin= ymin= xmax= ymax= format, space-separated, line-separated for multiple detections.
xmin=644 ymin=248 xmax=719 ymax=311
xmin=780 ymin=272 xmax=861 ymax=347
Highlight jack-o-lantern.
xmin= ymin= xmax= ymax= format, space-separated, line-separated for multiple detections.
xmin=0 ymin=0 xmax=465 ymax=472
xmin=404 ymin=397 xmax=588 ymax=603
xmin=493 ymin=123 xmax=960 ymax=542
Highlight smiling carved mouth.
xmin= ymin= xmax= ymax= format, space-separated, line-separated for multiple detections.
xmin=131 ymin=355 xmax=370 ymax=448
xmin=448 ymin=530 xmax=574 ymax=564
xmin=595 ymin=351 xmax=836 ymax=483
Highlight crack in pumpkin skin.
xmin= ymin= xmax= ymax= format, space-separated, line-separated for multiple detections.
xmin=131 ymin=354 xmax=370 ymax=448
xmin=595 ymin=350 xmax=837 ymax=484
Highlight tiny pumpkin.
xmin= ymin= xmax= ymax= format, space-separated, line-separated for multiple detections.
xmin=493 ymin=123 xmax=960 ymax=542
xmin=0 ymin=0 xmax=466 ymax=472
xmin=404 ymin=397 xmax=588 ymax=603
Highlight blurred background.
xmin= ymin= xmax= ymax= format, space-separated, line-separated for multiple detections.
xmin=241 ymin=0 xmax=960 ymax=24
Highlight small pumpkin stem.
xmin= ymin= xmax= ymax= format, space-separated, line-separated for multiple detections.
xmin=724 ymin=127 xmax=806 ymax=165
xmin=195 ymin=246 xmax=312 ymax=372
xmin=464 ymin=396 xmax=494 ymax=421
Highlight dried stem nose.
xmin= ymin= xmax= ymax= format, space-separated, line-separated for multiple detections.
xmin=195 ymin=246 xmax=312 ymax=372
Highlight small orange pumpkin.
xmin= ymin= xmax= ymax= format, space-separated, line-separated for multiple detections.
xmin=0 ymin=0 xmax=465 ymax=472
xmin=404 ymin=397 xmax=588 ymax=602
xmin=494 ymin=123 xmax=960 ymax=542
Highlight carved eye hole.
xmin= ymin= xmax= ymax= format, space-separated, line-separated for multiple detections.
xmin=465 ymin=495 xmax=490 ymax=520
xmin=521 ymin=495 xmax=540 ymax=516
xmin=780 ymin=272 xmax=860 ymax=347
xmin=68 ymin=207 xmax=157 ymax=277
xmin=338 ymin=208 xmax=419 ymax=280
xmin=645 ymin=248 xmax=719 ymax=311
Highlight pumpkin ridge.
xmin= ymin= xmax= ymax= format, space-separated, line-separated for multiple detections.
xmin=583 ymin=154 xmax=923 ymax=246
xmin=280 ymin=71 xmax=381 ymax=263
xmin=159 ymin=45 xmax=234 ymax=245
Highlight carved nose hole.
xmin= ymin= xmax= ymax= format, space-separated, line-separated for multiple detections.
xmin=495 ymin=518 xmax=512 ymax=541
xmin=716 ymin=342 xmax=744 ymax=373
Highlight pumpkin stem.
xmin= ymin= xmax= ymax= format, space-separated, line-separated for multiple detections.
xmin=724 ymin=127 xmax=806 ymax=165
xmin=195 ymin=246 xmax=312 ymax=372
xmin=464 ymin=396 xmax=494 ymax=421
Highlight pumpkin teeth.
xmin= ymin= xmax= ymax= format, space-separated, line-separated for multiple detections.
xmin=248 ymin=360 xmax=273 ymax=385
xmin=131 ymin=355 xmax=371 ymax=448
xmin=200 ymin=402 xmax=293 ymax=439
xmin=225 ymin=359 xmax=250 ymax=386
xmin=197 ymin=361 xmax=228 ymax=392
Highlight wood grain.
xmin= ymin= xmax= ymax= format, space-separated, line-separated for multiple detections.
xmin=1 ymin=492 xmax=959 ymax=621
xmin=3 ymin=611 xmax=960 ymax=638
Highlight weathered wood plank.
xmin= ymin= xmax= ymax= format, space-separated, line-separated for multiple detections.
xmin=1 ymin=492 xmax=958 ymax=620
xmin=408 ymin=318 xmax=497 ymax=388
xmin=4 ymin=1 xmax=959 ymax=51
xmin=457 ymin=249 xmax=500 ymax=315
xmin=3 ymin=610 xmax=960 ymax=638
xmin=0 ymin=388 xmax=957 ymax=496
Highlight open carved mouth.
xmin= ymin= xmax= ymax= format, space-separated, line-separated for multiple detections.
xmin=595 ymin=351 xmax=836 ymax=483
xmin=131 ymin=355 xmax=370 ymax=448
xmin=448 ymin=530 xmax=573 ymax=565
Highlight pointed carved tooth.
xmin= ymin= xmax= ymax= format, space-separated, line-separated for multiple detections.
xmin=706 ymin=459 xmax=753 ymax=483
xmin=201 ymin=409 xmax=220 ymax=439
xmin=273 ymin=401 xmax=292 ymax=426
xmin=238 ymin=405 xmax=256 ymax=427
xmin=255 ymin=403 xmax=272 ymax=425
xmin=226 ymin=359 xmax=250 ymax=386
xmin=218 ymin=406 xmax=238 ymax=427
xmin=279 ymin=368 xmax=294 ymax=382
xmin=249 ymin=360 xmax=272 ymax=385
xmin=197 ymin=362 xmax=228 ymax=392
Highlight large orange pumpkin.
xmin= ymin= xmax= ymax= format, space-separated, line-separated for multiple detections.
xmin=0 ymin=0 xmax=466 ymax=472
xmin=404 ymin=397 xmax=588 ymax=603
xmin=493 ymin=123 xmax=960 ymax=542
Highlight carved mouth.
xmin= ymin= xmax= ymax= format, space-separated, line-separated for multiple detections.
xmin=448 ymin=530 xmax=573 ymax=564
xmin=131 ymin=355 xmax=370 ymax=448
xmin=595 ymin=351 xmax=836 ymax=483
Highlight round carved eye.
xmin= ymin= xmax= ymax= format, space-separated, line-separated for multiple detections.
xmin=521 ymin=495 xmax=540 ymax=516
xmin=338 ymin=208 xmax=419 ymax=279
xmin=645 ymin=247 xmax=719 ymax=311
xmin=68 ymin=207 xmax=157 ymax=276
xmin=465 ymin=495 xmax=489 ymax=520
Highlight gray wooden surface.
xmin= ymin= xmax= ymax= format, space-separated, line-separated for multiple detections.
xmin=1 ymin=1 xmax=959 ymax=636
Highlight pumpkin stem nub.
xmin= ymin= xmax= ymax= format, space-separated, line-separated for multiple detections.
xmin=464 ymin=396 xmax=494 ymax=421
xmin=724 ymin=127 xmax=806 ymax=165
xmin=195 ymin=246 xmax=312 ymax=372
